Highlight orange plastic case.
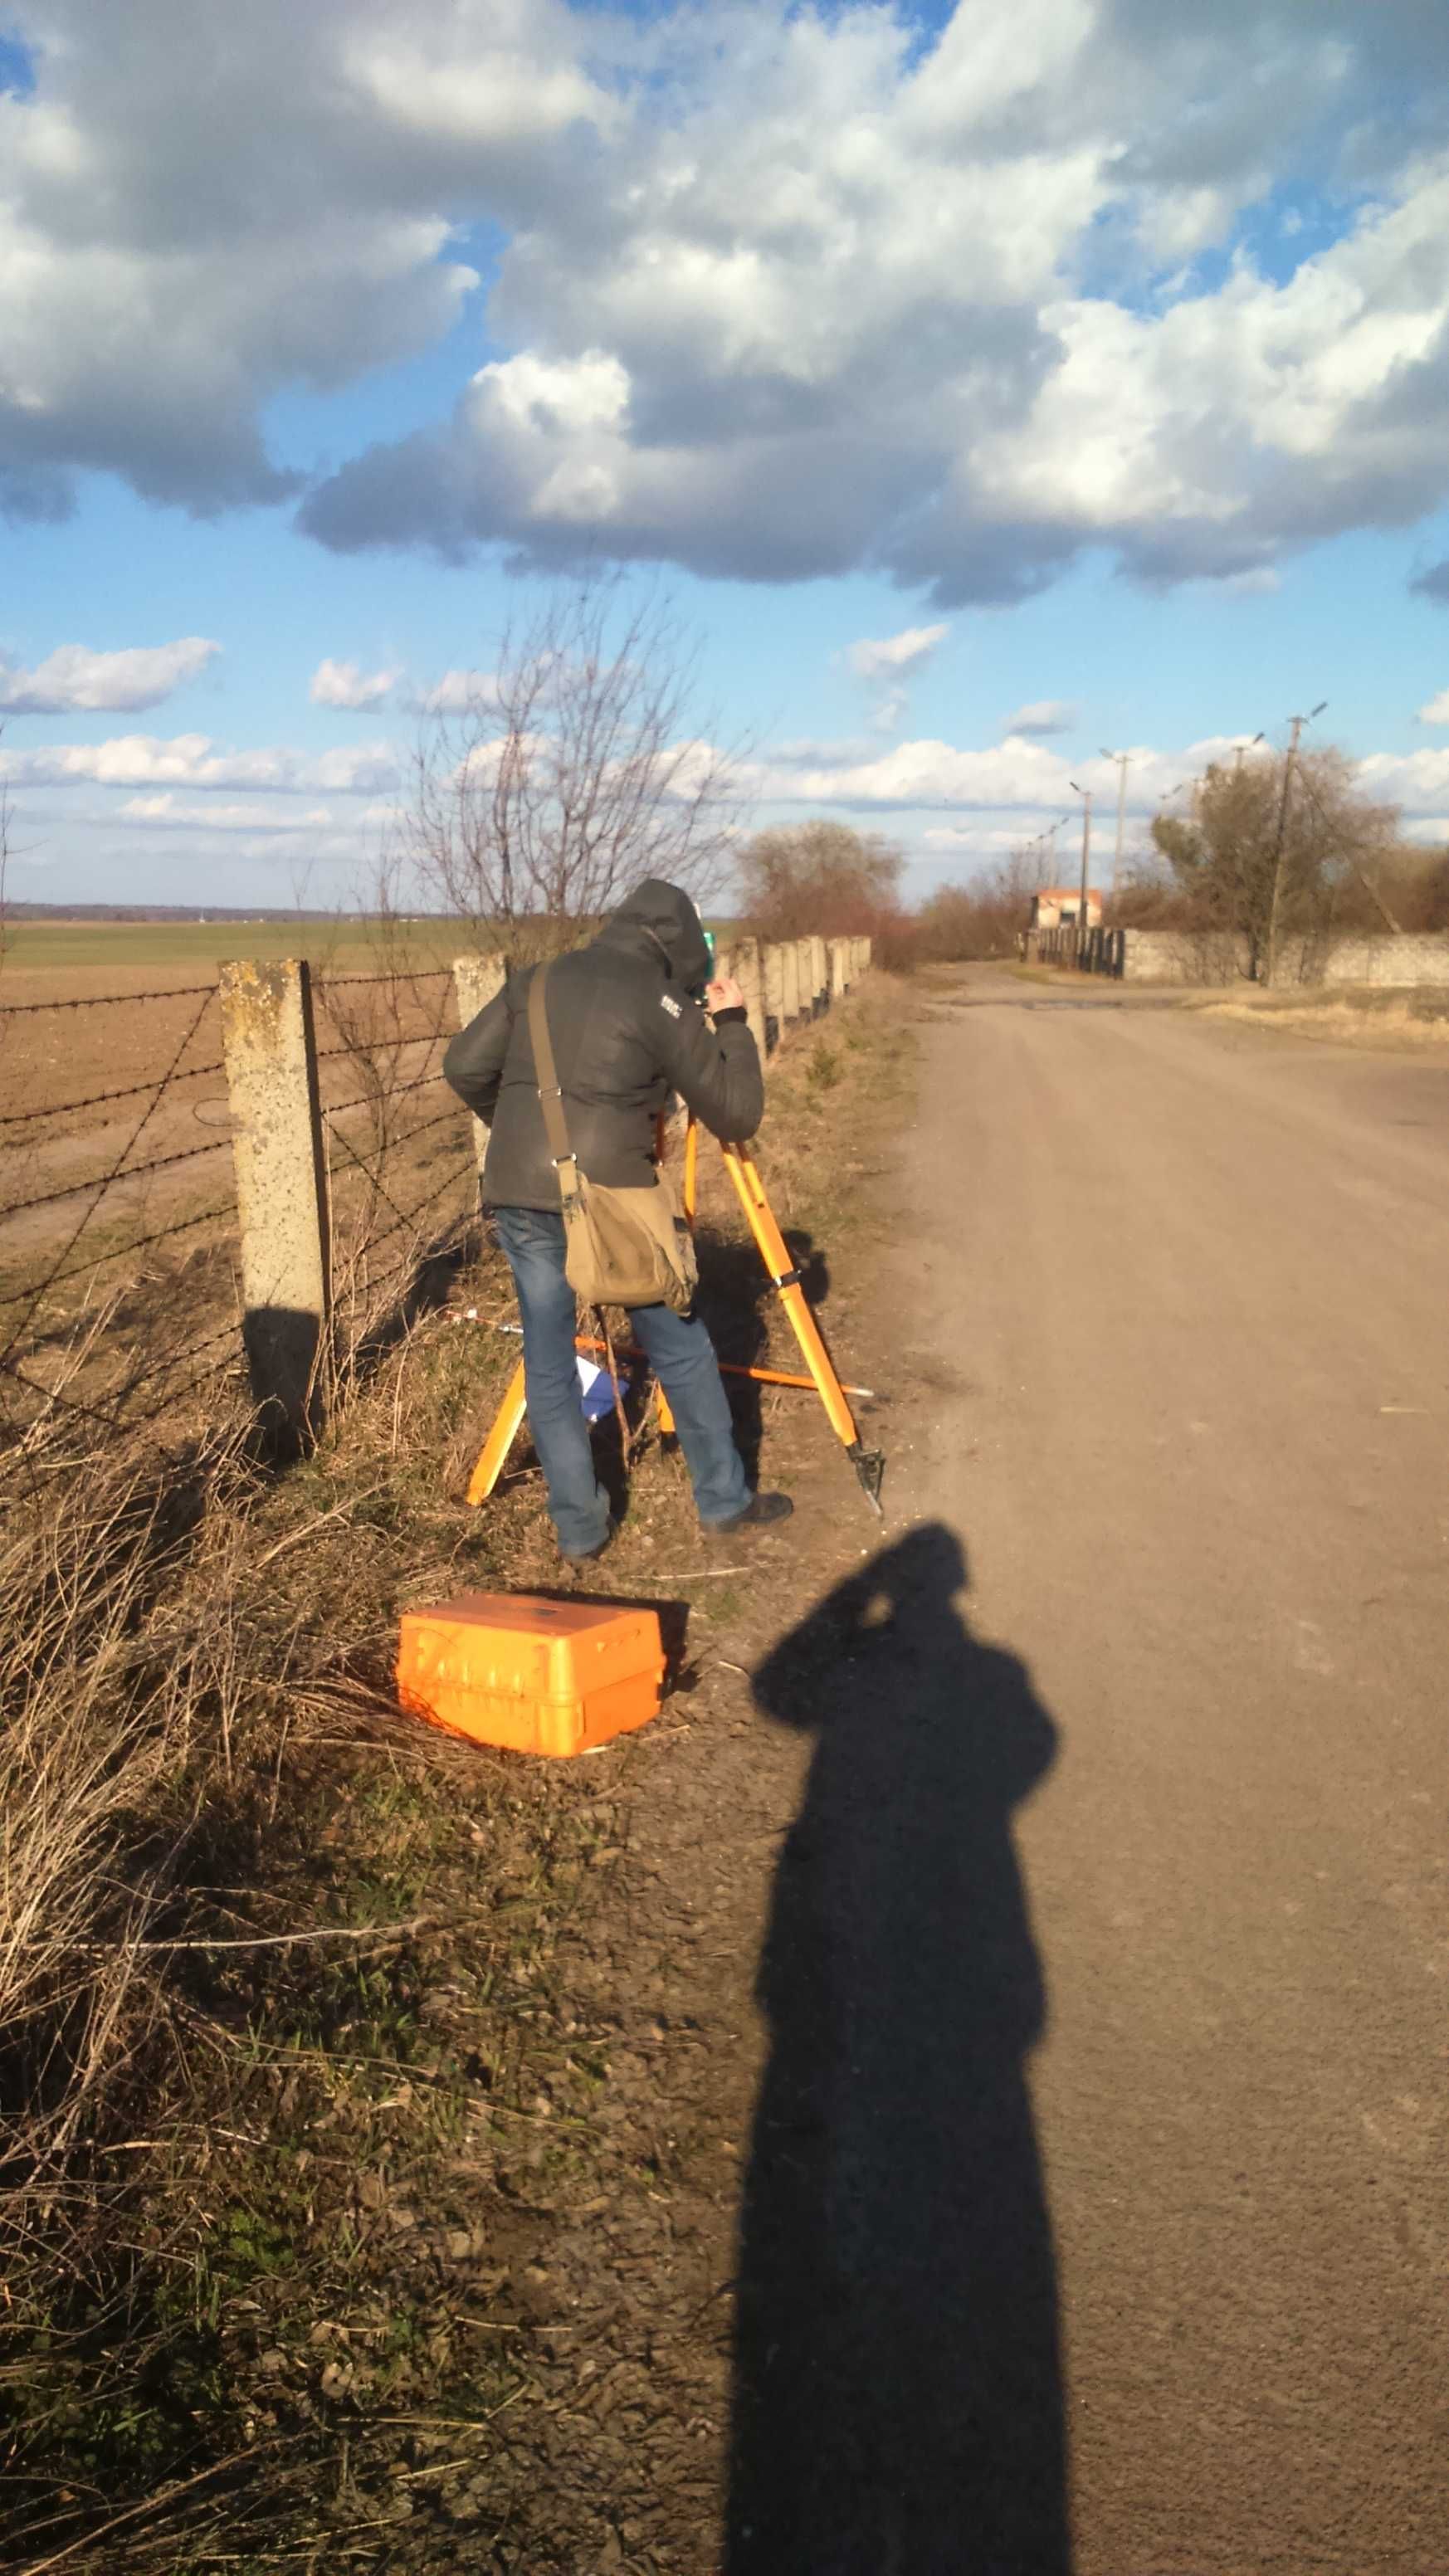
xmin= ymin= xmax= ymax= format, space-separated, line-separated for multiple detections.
xmin=396 ymin=1592 xmax=665 ymax=1759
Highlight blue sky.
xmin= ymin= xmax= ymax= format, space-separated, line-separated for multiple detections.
xmin=4 ymin=0 xmax=1449 ymax=910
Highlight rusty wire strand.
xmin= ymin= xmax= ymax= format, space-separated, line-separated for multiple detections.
xmin=0 ymin=982 xmax=218 ymax=1017
xmin=0 ymin=1060 xmax=227 ymax=1127
xmin=312 ymin=1027 xmax=451 ymax=1063
xmin=115 ymin=1321 xmax=240 ymax=1398
xmin=315 ymin=966 xmax=452 ymax=991
xmin=0 ymin=1200 xmax=238 ymax=1309
xmin=0 ymin=988 xmax=220 ymax=1372
xmin=326 ymin=1105 xmax=466 ymax=1185
xmin=0 ymin=1136 xmax=232 ymax=1225
xmin=357 ymin=1159 xmax=480 ymax=1256
xmin=323 ymin=1069 xmax=452 ymax=1120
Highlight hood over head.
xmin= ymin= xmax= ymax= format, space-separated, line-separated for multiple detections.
xmin=598 ymin=878 xmax=712 ymax=990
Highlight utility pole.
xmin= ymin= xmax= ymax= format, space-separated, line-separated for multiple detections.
xmin=1069 ymin=779 xmax=1092 ymax=960
xmin=1264 ymin=701 xmax=1327 ymax=986
xmin=1234 ymin=730 xmax=1265 ymax=773
xmin=1100 ymin=749 xmax=1130 ymax=912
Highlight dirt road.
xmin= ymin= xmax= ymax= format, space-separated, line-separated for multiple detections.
xmin=334 ymin=971 xmax=1447 ymax=2574
xmin=851 ymin=972 xmax=1448 ymax=2573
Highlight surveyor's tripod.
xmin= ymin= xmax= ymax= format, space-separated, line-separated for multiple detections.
xmin=466 ymin=1117 xmax=885 ymax=1516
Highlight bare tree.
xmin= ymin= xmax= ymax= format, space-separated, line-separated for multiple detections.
xmin=735 ymin=818 xmax=905 ymax=940
xmin=402 ymin=575 xmax=735 ymax=958
xmin=1151 ymin=744 xmax=1400 ymax=981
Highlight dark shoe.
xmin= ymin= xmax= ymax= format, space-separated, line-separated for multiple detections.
xmin=561 ymin=1525 xmax=614 ymax=1566
xmin=710 ymin=1491 xmax=794 ymax=1536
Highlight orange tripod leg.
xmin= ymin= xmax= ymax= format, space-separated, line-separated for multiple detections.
xmin=466 ymin=1358 xmax=528 ymax=1506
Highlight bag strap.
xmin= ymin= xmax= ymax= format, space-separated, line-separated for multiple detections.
xmin=527 ymin=963 xmax=578 ymax=1189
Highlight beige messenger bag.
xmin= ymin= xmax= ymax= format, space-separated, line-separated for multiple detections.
xmin=528 ymin=964 xmax=699 ymax=1315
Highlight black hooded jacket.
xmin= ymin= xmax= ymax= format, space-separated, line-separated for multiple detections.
xmin=442 ymin=880 xmax=764 ymax=1212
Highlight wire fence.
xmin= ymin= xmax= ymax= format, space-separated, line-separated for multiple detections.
xmin=1 ymin=933 xmax=868 ymax=1461
xmin=0 ymin=958 xmax=479 ymax=1460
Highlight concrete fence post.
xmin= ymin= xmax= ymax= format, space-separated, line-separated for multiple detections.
xmin=763 ymin=943 xmax=785 ymax=1052
xmin=812 ymin=934 xmax=828 ymax=1015
xmin=220 ymin=957 xmax=330 ymax=1448
xmin=451 ymin=952 xmax=507 ymax=1183
xmin=828 ymin=938 xmax=849 ymax=1001
xmin=798 ymin=937 xmax=817 ymax=1019
xmin=731 ymin=936 xmax=768 ymax=1059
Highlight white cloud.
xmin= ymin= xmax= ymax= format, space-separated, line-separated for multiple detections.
xmin=1415 ymin=688 xmax=1449 ymax=724
xmin=118 ymin=794 xmax=339 ymax=832
xmin=1002 ymin=699 xmax=1078 ymax=737
xmin=0 ymin=636 xmax=219 ymax=712
xmin=846 ymin=624 xmax=950 ymax=684
xmin=845 ymin=622 xmax=949 ymax=733
xmin=0 ymin=4 xmax=1443 ymax=603
xmin=0 ymin=731 xmax=400 ymax=793
xmin=416 ymin=667 xmax=500 ymax=715
xmin=310 ymin=656 xmax=398 ymax=710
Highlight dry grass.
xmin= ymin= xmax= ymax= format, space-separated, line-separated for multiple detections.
xmin=1198 ymin=983 xmax=1449 ymax=1051
xmin=0 ymin=978 xmax=911 ymax=2571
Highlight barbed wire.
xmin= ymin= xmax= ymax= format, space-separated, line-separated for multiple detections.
xmin=0 ymin=982 xmax=218 ymax=1017
xmin=0 ymin=986 xmax=220 ymax=1373
xmin=353 ymin=1158 xmax=479 ymax=1256
xmin=315 ymin=966 xmax=452 ymax=991
xmin=313 ymin=1027 xmax=451 ymax=1062
xmin=0 ymin=1059 xmax=227 ymax=1128
xmin=326 ymin=1105 xmax=467 ymax=1193
xmin=116 ymin=1320 xmax=240 ymax=1400
xmin=324 ymin=1123 xmax=418 ymax=1241
xmin=322 ymin=1067 xmax=451 ymax=1120
xmin=0 ymin=1135 xmax=232 ymax=1225
xmin=0 ymin=1199 xmax=238 ymax=1308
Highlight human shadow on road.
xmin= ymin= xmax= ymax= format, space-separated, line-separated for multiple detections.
xmin=728 ymin=1523 xmax=1071 ymax=2574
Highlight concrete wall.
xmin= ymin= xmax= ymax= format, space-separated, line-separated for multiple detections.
xmin=1116 ymin=929 xmax=1449 ymax=988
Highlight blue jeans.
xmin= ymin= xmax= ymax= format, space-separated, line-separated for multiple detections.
xmin=492 ymin=1205 xmax=751 ymax=1556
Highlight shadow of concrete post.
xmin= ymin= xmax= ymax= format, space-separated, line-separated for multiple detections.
xmin=219 ymin=957 xmax=331 ymax=1453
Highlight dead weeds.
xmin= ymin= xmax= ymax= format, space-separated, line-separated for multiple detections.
xmin=0 ymin=982 xmax=915 ymax=2572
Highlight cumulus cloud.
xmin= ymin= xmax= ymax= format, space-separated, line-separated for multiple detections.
xmin=1415 ymin=688 xmax=1449 ymax=724
xmin=118 ymin=794 xmax=339 ymax=832
xmin=295 ymin=5 xmax=1449 ymax=600
xmin=0 ymin=636 xmax=219 ymax=713
xmin=310 ymin=656 xmax=398 ymax=710
xmin=844 ymin=622 xmax=949 ymax=731
xmin=2 ymin=2 xmax=1447 ymax=603
xmin=846 ymin=625 xmax=950 ymax=685
xmin=1002 ymin=699 xmax=1078 ymax=738
xmin=415 ymin=668 xmax=500 ymax=715
xmin=0 ymin=732 xmax=400 ymax=794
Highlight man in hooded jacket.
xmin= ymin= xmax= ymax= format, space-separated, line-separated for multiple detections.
xmin=443 ymin=879 xmax=793 ymax=1564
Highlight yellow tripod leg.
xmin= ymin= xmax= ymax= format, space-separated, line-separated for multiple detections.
xmin=720 ymin=1142 xmax=883 ymax=1510
xmin=466 ymin=1357 xmax=527 ymax=1507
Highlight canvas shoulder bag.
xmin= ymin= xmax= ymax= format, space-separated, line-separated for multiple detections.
xmin=527 ymin=963 xmax=699 ymax=1315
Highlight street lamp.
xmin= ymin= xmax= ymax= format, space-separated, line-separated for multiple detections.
xmin=1100 ymin=749 xmax=1131 ymax=910
xmin=1068 ymin=778 xmax=1092 ymax=949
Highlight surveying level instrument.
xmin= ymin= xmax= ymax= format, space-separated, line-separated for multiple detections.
xmin=467 ymin=1115 xmax=885 ymax=1517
